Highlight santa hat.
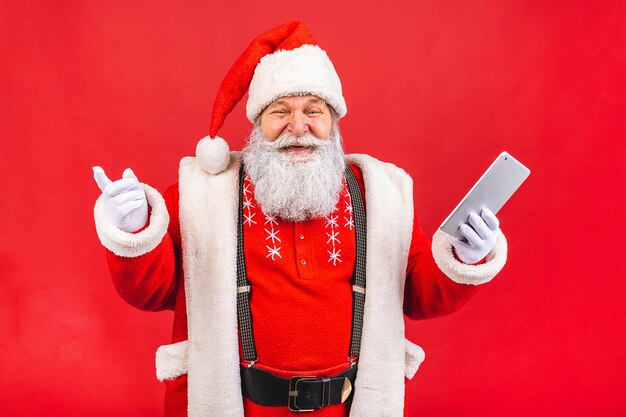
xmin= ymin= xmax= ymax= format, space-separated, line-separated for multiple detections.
xmin=196 ymin=21 xmax=347 ymax=174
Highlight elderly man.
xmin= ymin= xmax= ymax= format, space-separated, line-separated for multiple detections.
xmin=92 ymin=21 xmax=507 ymax=417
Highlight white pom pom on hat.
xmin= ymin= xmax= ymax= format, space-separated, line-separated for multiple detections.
xmin=195 ymin=136 xmax=231 ymax=175
xmin=196 ymin=21 xmax=346 ymax=175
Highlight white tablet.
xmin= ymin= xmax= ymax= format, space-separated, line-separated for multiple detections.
xmin=439 ymin=151 xmax=530 ymax=240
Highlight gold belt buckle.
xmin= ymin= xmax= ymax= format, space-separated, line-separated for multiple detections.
xmin=288 ymin=376 xmax=316 ymax=412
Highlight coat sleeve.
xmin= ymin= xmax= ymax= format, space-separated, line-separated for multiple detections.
xmin=403 ymin=208 xmax=508 ymax=320
xmin=94 ymin=183 xmax=182 ymax=311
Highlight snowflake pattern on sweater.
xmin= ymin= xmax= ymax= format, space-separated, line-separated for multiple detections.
xmin=242 ymin=174 xmax=353 ymax=266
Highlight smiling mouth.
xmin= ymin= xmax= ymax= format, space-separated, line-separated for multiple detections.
xmin=280 ymin=145 xmax=315 ymax=155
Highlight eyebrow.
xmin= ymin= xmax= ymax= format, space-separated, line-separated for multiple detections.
xmin=269 ymin=100 xmax=288 ymax=108
xmin=305 ymin=98 xmax=326 ymax=106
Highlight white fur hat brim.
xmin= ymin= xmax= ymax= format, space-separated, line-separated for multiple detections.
xmin=246 ymin=45 xmax=347 ymax=122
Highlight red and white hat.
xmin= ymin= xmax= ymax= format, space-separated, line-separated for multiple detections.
xmin=196 ymin=21 xmax=347 ymax=174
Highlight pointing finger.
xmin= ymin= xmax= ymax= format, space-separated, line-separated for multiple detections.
xmin=122 ymin=167 xmax=138 ymax=181
xmin=93 ymin=166 xmax=112 ymax=192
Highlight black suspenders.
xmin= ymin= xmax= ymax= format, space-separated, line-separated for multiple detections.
xmin=345 ymin=164 xmax=367 ymax=360
xmin=236 ymin=163 xmax=258 ymax=364
xmin=236 ymin=163 xmax=367 ymax=366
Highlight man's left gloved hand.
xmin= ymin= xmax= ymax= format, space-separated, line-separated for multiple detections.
xmin=446 ymin=208 xmax=500 ymax=264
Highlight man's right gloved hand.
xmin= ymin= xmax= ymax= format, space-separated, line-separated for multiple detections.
xmin=92 ymin=166 xmax=148 ymax=233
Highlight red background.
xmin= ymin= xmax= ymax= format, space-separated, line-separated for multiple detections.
xmin=1 ymin=1 xmax=625 ymax=416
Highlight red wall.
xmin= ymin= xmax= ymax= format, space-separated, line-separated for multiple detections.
xmin=1 ymin=1 xmax=624 ymax=416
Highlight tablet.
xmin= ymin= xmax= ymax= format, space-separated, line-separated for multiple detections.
xmin=439 ymin=151 xmax=530 ymax=240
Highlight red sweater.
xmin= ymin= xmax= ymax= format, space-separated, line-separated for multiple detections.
xmin=105 ymin=165 xmax=480 ymax=417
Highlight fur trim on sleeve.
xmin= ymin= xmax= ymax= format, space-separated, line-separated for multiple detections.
xmin=156 ymin=340 xmax=189 ymax=381
xmin=404 ymin=339 xmax=426 ymax=380
xmin=431 ymin=228 xmax=507 ymax=285
xmin=93 ymin=184 xmax=170 ymax=258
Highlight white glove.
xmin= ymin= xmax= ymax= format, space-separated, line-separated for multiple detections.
xmin=446 ymin=208 xmax=500 ymax=264
xmin=92 ymin=166 xmax=148 ymax=233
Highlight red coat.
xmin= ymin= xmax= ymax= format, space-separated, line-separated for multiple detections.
xmin=101 ymin=164 xmax=501 ymax=417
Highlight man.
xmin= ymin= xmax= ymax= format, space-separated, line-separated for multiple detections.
xmin=92 ymin=22 xmax=507 ymax=417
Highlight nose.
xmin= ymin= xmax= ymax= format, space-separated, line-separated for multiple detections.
xmin=287 ymin=111 xmax=309 ymax=137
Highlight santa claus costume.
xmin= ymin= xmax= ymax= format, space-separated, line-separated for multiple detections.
xmin=94 ymin=21 xmax=508 ymax=417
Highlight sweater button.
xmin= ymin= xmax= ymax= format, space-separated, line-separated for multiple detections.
xmin=299 ymin=234 xmax=305 ymax=240
xmin=301 ymin=259 xmax=307 ymax=265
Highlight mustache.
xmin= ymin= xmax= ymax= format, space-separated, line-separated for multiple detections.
xmin=267 ymin=133 xmax=327 ymax=150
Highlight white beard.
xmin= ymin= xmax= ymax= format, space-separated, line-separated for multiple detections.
xmin=242 ymin=125 xmax=346 ymax=222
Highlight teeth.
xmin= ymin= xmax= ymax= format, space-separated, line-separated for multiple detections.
xmin=280 ymin=145 xmax=314 ymax=151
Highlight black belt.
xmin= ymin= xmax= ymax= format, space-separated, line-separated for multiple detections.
xmin=236 ymin=163 xmax=367 ymax=411
xmin=241 ymin=364 xmax=358 ymax=412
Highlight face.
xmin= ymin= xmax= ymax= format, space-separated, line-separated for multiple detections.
xmin=258 ymin=95 xmax=334 ymax=158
